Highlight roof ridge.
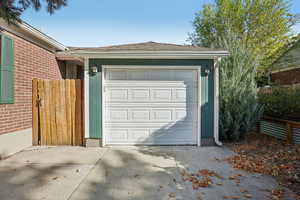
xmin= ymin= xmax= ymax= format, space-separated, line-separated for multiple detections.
xmin=96 ymin=41 xmax=192 ymax=48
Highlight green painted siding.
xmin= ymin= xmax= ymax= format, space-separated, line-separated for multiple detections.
xmin=89 ymin=60 xmax=102 ymax=138
xmin=201 ymin=69 xmax=214 ymax=138
xmin=88 ymin=59 xmax=215 ymax=140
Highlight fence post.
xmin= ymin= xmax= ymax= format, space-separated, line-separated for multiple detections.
xmin=286 ymin=123 xmax=294 ymax=144
xmin=32 ymin=79 xmax=39 ymax=145
xmin=256 ymin=121 xmax=260 ymax=133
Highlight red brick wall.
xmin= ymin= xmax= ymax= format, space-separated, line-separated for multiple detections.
xmin=0 ymin=33 xmax=63 ymax=135
xmin=271 ymin=68 xmax=300 ymax=85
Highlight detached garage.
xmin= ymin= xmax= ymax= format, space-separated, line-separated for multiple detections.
xmin=58 ymin=42 xmax=229 ymax=147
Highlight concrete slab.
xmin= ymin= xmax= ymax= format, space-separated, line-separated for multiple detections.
xmin=0 ymin=146 xmax=107 ymax=168
xmin=0 ymin=163 xmax=92 ymax=200
xmin=0 ymin=146 xmax=296 ymax=200
xmin=69 ymin=148 xmax=181 ymax=200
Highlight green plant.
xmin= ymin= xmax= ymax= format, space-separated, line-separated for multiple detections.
xmin=189 ymin=0 xmax=299 ymax=70
xmin=0 ymin=0 xmax=67 ymax=23
xmin=217 ymin=31 xmax=263 ymax=141
xmin=258 ymin=85 xmax=300 ymax=120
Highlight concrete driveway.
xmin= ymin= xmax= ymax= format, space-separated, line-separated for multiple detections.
xmin=0 ymin=146 xmax=294 ymax=200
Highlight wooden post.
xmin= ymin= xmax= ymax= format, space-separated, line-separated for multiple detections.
xmin=32 ymin=79 xmax=39 ymax=145
xmin=256 ymin=121 xmax=260 ymax=133
xmin=38 ymin=80 xmax=47 ymax=145
xmin=286 ymin=123 xmax=294 ymax=144
xmin=75 ymin=80 xmax=83 ymax=146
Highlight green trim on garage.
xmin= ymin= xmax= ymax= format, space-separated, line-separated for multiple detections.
xmin=89 ymin=59 xmax=102 ymax=139
xmin=88 ymin=59 xmax=215 ymax=140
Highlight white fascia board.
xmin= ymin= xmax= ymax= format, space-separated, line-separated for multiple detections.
xmin=17 ymin=21 xmax=67 ymax=51
xmin=64 ymin=51 xmax=229 ymax=59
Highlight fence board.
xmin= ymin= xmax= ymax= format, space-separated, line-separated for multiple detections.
xmin=38 ymin=80 xmax=47 ymax=145
xmin=44 ymin=80 xmax=51 ymax=145
xmin=54 ymin=80 xmax=62 ymax=145
xmin=32 ymin=79 xmax=39 ymax=145
xmin=32 ymin=79 xmax=83 ymax=146
xmin=70 ymin=80 xmax=76 ymax=145
xmin=65 ymin=80 xmax=72 ymax=145
xmin=75 ymin=80 xmax=82 ymax=145
xmin=49 ymin=82 xmax=57 ymax=145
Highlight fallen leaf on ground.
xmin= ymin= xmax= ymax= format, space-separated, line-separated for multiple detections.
xmin=168 ymin=192 xmax=176 ymax=198
xmin=181 ymin=169 xmax=219 ymax=189
xmin=240 ymin=189 xmax=248 ymax=193
xmin=225 ymin=133 xmax=300 ymax=197
xmin=223 ymin=195 xmax=241 ymax=199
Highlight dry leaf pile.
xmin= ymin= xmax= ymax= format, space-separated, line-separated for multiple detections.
xmin=181 ymin=169 xmax=223 ymax=190
xmin=225 ymin=133 xmax=300 ymax=197
xmin=270 ymin=189 xmax=285 ymax=200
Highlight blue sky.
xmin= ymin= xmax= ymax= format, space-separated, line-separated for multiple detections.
xmin=21 ymin=0 xmax=300 ymax=47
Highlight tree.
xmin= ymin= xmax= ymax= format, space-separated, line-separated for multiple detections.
xmin=189 ymin=0 xmax=299 ymax=69
xmin=217 ymin=31 xmax=263 ymax=141
xmin=0 ymin=0 xmax=67 ymax=23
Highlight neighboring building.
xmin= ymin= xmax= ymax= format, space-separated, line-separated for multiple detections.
xmin=0 ymin=19 xmax=82 ymax=157
xmin=271 ymin=39 xmax=300 ymax=85
xmin=0 ymin=19 xmax=229 ymax=157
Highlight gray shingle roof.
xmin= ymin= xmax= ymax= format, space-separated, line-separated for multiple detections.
xmin=67 ymin=41 xmax=224 ymax=52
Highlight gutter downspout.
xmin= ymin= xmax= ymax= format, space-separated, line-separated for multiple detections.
xmin=214 ymin=57 xmax=222 ymax=146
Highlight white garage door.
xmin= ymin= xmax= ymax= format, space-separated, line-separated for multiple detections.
xmin=104 ymin=68 xmax=198 ymax=145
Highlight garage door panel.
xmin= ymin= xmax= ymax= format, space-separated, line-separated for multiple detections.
xmin=131 ymin=129 xmax=150 ymax=140
xmin=107 ymin=89 xmax=128 ymax=101
xmin=106 ymin=86 xmax=195 ymax=103
xmin=151 ymin=129 xmax=197 ymax=140
xmin=107 ymin=69 xmax=127 ymax=80
xmin=151 ymin=89 xmax=172 ymax=101
xmin=131 ymin=109 xmax=150 ymax=121
xmin=109 ymin=129 xmax=128 ymax=140
xmin=104 ymin=68 xmax=198 ymax=145
xmin=151 ymin=109 xmax=173 ymax=121
xmin=106 ymin=128 xmax=196 ymax=144
xmin=107 ymin=109 xmax=128 ymax=121
xmin=106 ymin=107 xmax=196 ymax=123
xmin=173 ymin=88 xmax=186 ymax=101
xmin=174 ymin=109 xmax=187 ymax=121
xmin=130 ymin=89 xmax=150 ymax=101
xmin=128 ymin=70 xmax=148 ymax=80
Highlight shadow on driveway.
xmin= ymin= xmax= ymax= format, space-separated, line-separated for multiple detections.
xmin=0 ymin=146 xmax=296 ymax=200
xmin=70 ymin=147 xmax=292 ymax=200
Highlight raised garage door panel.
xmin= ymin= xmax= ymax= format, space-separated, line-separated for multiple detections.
xmin=104 ymin=69 xmax=198 ymax=145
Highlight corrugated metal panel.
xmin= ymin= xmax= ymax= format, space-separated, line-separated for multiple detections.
xmin=260 ymin=120 xmax=300 ymax=144
xmin=260 ymin=120 xmax=287 ymax=140
xmin=293 ymin=128 xmax=300 ymax=144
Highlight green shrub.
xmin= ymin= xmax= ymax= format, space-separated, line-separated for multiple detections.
xmin=215 ymin=32 xmax=263 ymax=141
xmin=258 ymin=85 xmax=300 ymax=120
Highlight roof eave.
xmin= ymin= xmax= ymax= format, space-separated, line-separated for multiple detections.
xmin=17 ymin=21 xmax=67 ymax=51
xmin=57 ymin=50 xmax=230 ymax=59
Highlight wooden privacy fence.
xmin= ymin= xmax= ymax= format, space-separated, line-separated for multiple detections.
xmin=32 ymin=79 xmax=83 ymax=146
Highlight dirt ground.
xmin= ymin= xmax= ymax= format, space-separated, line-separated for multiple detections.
xmin=225 ymin=133 xmax=300 ymax=200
